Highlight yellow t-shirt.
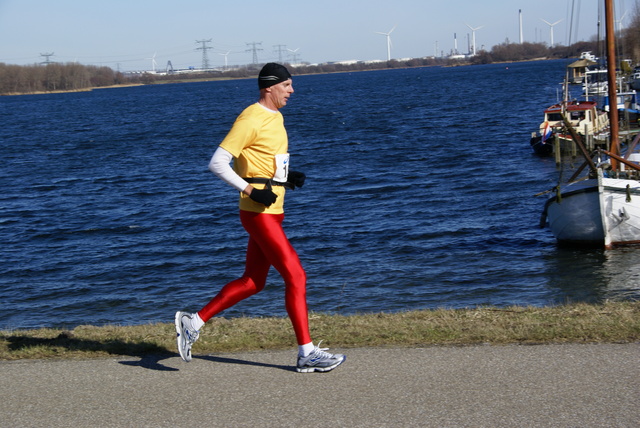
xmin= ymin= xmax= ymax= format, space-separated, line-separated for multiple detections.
xmin=219 ymin=103 xmax=288 ymax=214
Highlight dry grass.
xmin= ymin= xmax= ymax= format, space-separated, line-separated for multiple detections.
xmin=1 ymin=302 xmax=638 ymax=361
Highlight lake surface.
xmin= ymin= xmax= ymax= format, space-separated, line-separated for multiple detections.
xmin=2 ymin=60 xmax=639 ymax=330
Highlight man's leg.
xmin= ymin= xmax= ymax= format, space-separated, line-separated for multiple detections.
xmin=239 ymin=211 xmax=311 ymax=345
xmin=198 ymin=235 xmax=271 ymax=321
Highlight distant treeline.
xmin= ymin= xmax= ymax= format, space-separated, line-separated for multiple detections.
xmin=2 ymin=28 xmax=638 ymax=96
xmin=0 ymin=63 xmax=131 ymax=95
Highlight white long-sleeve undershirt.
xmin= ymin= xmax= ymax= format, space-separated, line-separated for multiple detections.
xmin=208 ymin=146 xmax=249 ymax=192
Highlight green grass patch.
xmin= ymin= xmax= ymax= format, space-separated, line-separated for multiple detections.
xmin=1 ymin=302 xmax=638 ymax=361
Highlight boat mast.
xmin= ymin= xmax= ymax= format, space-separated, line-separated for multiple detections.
xmin=605 ymin=0 xmax=620 ymax=166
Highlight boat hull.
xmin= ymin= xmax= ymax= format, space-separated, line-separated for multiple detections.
xmin=544 ymin=171 xmax=640 ymax=247
xmin=600 ymin=176 xmax=640 ymax=246
xmin=545 ymin=179 xmax=603 ymax=244
xmin=530 ymin=134 xmax=554 ymax=156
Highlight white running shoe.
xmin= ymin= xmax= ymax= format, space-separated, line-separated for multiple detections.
xmin=175 ymin=311 xmax=200 ymax=362
xmin=296 ymin=341 xmax=346 ymax=373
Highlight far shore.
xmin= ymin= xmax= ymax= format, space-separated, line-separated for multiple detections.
xmin=1 ymin=83 xmax=146 ymax=97
xmin=2 ymin=57 xmax=560 ymax=97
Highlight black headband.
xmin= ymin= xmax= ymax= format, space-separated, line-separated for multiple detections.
xmin=258 ymin=63 xmax=292 ymax=89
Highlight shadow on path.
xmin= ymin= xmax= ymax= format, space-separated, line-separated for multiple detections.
xmin=196 ymin=354 xmax=295 ymax=372
xmin=4 ymin=333 xmax=177 ymax=371
xmin=4 ymin=333 xmax=297 ymax=372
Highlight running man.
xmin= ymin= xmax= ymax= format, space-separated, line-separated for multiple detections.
xmin=175 ymin=63 xmax=345 ymax=373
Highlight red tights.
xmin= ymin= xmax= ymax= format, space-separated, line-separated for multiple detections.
xmin=198 ymin=210 xmax=311 ymax=345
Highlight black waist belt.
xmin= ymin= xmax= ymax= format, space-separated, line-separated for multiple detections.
xmin=244 ymin=177 xmax=293 ymax=190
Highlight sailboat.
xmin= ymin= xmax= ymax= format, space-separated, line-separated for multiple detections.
xmin=541 ymin=0 xmax=640 ymax=248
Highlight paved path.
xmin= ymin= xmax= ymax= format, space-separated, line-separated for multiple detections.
xmin=1 ymin=343 xmax=638 ymax=427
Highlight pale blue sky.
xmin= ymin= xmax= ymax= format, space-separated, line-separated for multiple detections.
xmin=0 ymin=0 xmax=631 ymax=71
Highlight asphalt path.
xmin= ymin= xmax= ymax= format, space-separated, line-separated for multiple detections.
xmin=1 ymin=343 xmax=638 ymax=427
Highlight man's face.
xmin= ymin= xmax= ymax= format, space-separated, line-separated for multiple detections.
xmin=267 ymin=79 xmax=294 ymax=109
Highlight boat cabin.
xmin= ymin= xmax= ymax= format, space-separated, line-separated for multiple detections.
xmin=567 ymin=58 xmax=597 ymax=84
xmin=542 ymin=100 xmax=609 ymax=136
xmin=583 ymin=70 xmax=609 ymax=95
xmin=604 ymin=91 xmax=639 ymax=113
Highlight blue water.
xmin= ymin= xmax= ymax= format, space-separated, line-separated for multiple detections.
xmin=2 ymin=60 xmax=639 ymax=330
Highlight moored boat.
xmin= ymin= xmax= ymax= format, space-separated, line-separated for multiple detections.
xmin=604 ymin=90 xmax=639 ymax=113
xmin=530 ymin=100 xmax=609 ymax=156
xmin=543 ymin=164 xmax=640 ymax=246
xmin=583 ymin=69 xmax=609 ymax=96
xmin=540 ymin=0 xmax=640 ymax=248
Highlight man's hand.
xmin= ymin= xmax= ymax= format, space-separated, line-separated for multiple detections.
xmin=249 ymin=187 xmax=278 ymax=207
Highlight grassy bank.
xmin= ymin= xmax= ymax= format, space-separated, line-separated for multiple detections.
xmin=1 ymin=302 xmax=638 ymax=361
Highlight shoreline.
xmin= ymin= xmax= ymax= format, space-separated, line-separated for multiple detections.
xmin=2 ymin=301 xmax=638 ymax=361
xmin=1 ymin=57 xmax=559 ymax=97
xmin=1 ymin=83 xmax=145 ymax=97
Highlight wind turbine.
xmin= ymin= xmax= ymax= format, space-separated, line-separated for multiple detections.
xmin=375 ymin=25 xmax=396 ymax=61
xmin=465 ymin=24 xmax=483 ymax=56
xmin=541 ymin=19 xmax=562 ymax=47
xmin=219 ymin=50 xmax=231 ymax=70
xmin=146 ymin=52 xmax=158 ymax=72
xmin=287 ymin=48 xmax=300 ymax=64
xmin=616 ymin=10 xmax=628 ymax=33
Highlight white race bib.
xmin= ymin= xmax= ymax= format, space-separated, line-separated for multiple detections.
xmin=273 ymin=153 xmax=290 ymax=182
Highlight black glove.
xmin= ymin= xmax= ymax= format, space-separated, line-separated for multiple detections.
xmin=249 ymin=186 xmax=278 ymax=207
xmin=287 ymin=170 xmax=306 ymax=189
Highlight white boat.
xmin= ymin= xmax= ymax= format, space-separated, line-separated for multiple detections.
xmin=583 ymin=69 xmax=609 ymax=95
xmin=580 ymin=51 xmax=598 ymax=62
xmin=529 ymin=100 xmax=610 ymax=156
xmin=544 ymin=164 xmax=640 ymax=246
xmin=541 ymin=0 xmax=640 ymax=249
